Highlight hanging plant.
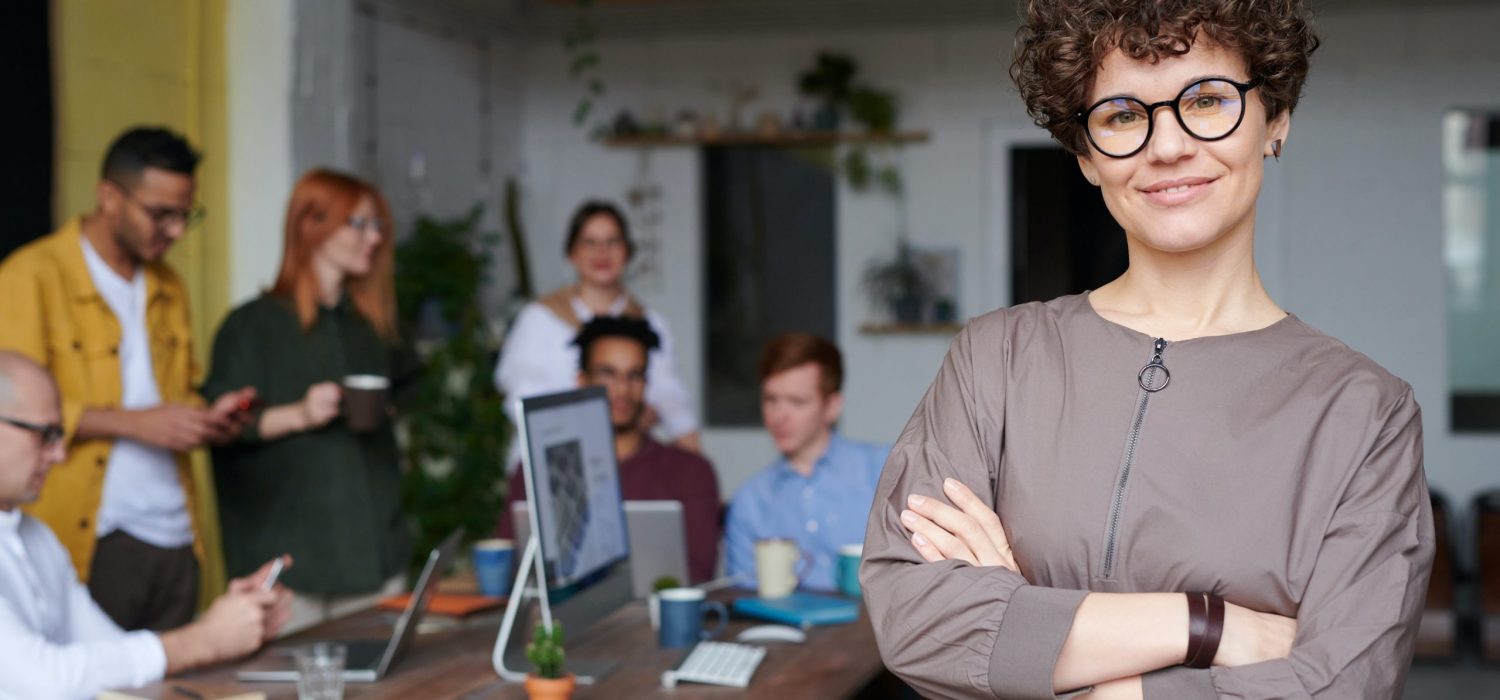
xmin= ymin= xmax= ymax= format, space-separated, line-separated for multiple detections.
xmin=563 ymin=0 xmax=604 ymax=127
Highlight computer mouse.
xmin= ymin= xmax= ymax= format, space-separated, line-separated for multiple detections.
xmin=735 ymin=624 xmax=807 ymax=644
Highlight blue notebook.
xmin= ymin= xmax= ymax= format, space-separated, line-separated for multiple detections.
xmin=732 ymin=592 xmax=859 ymax=629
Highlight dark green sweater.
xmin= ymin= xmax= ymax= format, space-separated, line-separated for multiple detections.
xmin=203 ymin=295 xmax=416 ymax=596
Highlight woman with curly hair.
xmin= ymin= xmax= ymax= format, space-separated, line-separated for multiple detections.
xmin=860 ymin=2 xmax=1432 ymax=698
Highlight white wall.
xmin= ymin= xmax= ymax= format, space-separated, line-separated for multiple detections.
xmin=226 ymin=0 xmax=295 ymax=304
xmin=510 ymin=5 xmax=1500 ymax=510
xmin=1264 ymin=5 xmax=1500 ymax=528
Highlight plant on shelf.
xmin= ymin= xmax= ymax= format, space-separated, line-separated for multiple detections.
xmin=847 ymin=85 xmax=898 ymax=133
xmin=798 ymin=52 xmax=856 ymax=131
xmin=525 ymin=622 xmax=575 ymax=699
xmin=863 ymin=240 xmax=933 ymax=325
xmin=796 ymin=51 xmax=905 ymax=197
xmin=394 ymin=206 xmax=511 ymax=574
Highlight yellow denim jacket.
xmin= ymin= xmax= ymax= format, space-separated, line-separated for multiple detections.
xmin=0 ymin=217 xmax=203 ymax=579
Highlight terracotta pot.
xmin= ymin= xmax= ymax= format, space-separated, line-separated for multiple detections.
xmin=525 ymin=673 xmax=576 ymax=700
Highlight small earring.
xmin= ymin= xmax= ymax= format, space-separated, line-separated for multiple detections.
xmin=1271 ymin=139 xmax=1282 ymax=160
xmin=1086 ymin=176 xmax=1098 ymax=186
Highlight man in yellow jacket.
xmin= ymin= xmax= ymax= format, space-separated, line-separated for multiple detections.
xmin=0 ymin=127 xmax=255 ymax=632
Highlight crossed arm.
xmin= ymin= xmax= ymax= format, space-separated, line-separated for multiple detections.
xmin=898 ymin=478 xmax=1296 ymax=698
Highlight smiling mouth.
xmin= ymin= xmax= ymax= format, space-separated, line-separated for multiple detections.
xmin=1137 ymin=177 xmax=1220 ymax=205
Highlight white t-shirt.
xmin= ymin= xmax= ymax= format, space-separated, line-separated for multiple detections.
xmin=80 ymin=238 xmax=193 ymax=549
xmin=0 ymin=509 xmax=166 ymax=699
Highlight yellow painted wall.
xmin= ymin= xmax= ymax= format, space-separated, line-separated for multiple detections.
xmin=53 ymin=0 xmax=231 ymax=606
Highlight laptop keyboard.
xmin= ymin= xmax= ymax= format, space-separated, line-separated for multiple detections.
xmin=344 ymin=640 xmax=389 ymax=670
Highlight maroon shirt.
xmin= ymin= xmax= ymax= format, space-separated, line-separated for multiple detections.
xmin=498 ymin=438 xmax=721 ymax=583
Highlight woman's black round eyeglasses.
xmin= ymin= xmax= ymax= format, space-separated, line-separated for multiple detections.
xmin=1076 ymin=77 xmax=1261 ymax=158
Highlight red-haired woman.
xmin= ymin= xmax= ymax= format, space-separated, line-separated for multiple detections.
xmin=203 ymin=168 xmax=415 ymax=633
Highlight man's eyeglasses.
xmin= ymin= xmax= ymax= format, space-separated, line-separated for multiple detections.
xmin=0 ymin=416 xmax=64 ymax=448
xmin=585 ymin=367 xmax=646 ymax=386
xmin=1075 ymin=77 xmax=1262 ymax=159
xmin=110 ymin=181 xmax=207 ymax=230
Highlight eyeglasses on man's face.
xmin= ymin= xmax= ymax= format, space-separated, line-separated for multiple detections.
xmin=0 ymin=415 xmax=64 ymax=448
xmin=585 ymin=366 xmax=646 ymax=387
xmin=1076 ymin=77 xmax=1262 ymax=159
xmin=110 ymin=181 xmax=207 ymax=230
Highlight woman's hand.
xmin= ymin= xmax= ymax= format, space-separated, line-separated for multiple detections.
xmin=899 ymin=478 xmax=1018 ymax=570
xmin=299 ymin=382 xmax=342 ymax=430
xmin=1215 ymin=602 xmax=1297 ymax=667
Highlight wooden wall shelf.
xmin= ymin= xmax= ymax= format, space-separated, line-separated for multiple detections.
xmin=603 ymin=130 xmax=931 ymax=148
xmin=859 ymin=322 xmax=964 ymax=336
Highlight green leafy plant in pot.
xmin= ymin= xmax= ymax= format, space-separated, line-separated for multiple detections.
xmin=525 ymin=622 xmax=575 ymax=699
xmin=798 ymin=52 xmax=856 ymax=131
xmin=863 ymin=241 xmax=933 ymax=324
xmin=394 ymin=207 xmax=511 ymax=575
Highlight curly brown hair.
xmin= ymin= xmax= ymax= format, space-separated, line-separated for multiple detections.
xmin=1010 ymin=0 xmax=1320 ymax=155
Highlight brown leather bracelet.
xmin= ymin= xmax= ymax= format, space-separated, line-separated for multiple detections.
xmin=1184 ymin=591 xmax=1208 ymax=666
xmin=1191 ymin=593 xmax=1226 ymax=669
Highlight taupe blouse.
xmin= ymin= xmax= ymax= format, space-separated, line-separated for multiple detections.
xmin=861 ymin=293 xmax=1433 ymax=699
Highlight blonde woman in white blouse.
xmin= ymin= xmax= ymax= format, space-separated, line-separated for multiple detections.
xmin=495 ymin=201 xmax=700 ymax=461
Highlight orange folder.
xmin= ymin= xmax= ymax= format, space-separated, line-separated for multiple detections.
xmin=376 ymin=592 xmax=505 ymax=617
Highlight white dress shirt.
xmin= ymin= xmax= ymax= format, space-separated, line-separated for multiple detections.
xmin=0 ymin=508 xmax=167 ymax=699
xmin=494 ymin=295 xmax=698 ymax=469
xmin=80 ymin=238 xmax=193 ymax=549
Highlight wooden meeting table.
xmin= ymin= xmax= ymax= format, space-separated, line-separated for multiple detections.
xmin=122 ymin=591 xmax=891 ymax=699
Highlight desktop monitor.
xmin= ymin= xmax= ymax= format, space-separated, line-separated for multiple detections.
xmin=495 ymin=386 xmax=635 ymax=682
xmin=518 ymin=386 xmax=630 ymax=592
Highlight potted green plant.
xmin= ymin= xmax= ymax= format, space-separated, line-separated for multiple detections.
xmin=394 ymin=207 xmax=511 ymax=574
xmin=525 ymin=622 xmax=574 ymax=700
xmin=863 ymin=241 xmax=933 ymax=324
xmin=798 ymin=52 xmax=856 ymax=131
xmin=847 ymin=85 xmax=898 ymax=133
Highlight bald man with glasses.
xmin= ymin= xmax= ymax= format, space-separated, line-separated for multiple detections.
xmin=0 ymin=351 xmax=291 ymax=699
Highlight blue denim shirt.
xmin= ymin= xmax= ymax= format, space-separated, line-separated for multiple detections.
xmin=725 ymin=434 xmax=891 ymax=591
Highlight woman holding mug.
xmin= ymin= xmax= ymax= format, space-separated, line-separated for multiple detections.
xmin=204 ymin=169 xmax=416 ymax=633
xmin=861 ymin=2 xmax=1432 ymax=698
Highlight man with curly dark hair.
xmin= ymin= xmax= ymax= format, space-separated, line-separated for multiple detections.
xmin=861 ymin=2 xmax=1432 ymax=698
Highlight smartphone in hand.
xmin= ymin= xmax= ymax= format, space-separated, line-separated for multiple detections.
xmin=261 ymin=557 xmax=284 ymax=592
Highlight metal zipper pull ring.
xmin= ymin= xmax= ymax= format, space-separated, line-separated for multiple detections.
xmin=1138 ymin=337 xmax=1170 ymax=392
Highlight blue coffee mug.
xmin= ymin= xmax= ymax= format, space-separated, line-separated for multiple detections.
xmin=656 ymin=588 xmax=728 ymax=649
xmin=837 ymin=544 xmax=863 ymax=598
xmin=472 ymin=539 xmax=515 ymax=598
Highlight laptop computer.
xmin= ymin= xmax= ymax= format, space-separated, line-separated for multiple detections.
xmin=512 ymin=500 xmax=689 ymax=598
xmin=236 ymin=530 xmax=462 ymax=683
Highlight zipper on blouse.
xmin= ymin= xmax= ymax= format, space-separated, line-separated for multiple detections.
xmin=1101 ymin=337 xmax=1171 ymax=579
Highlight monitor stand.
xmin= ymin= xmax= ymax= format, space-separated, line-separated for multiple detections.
xmin=491 ymin=535 xmax=630 ymax=684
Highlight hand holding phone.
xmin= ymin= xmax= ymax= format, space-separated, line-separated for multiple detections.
xmin=261 ymin=557 xmax=284 ymax=592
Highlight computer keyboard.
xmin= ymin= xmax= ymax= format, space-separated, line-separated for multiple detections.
xmin=660 ymin=640 xmax=768 ymax=689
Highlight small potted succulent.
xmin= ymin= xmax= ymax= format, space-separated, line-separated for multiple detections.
xmin=524 ymin=622 xmax=574 ymax=700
